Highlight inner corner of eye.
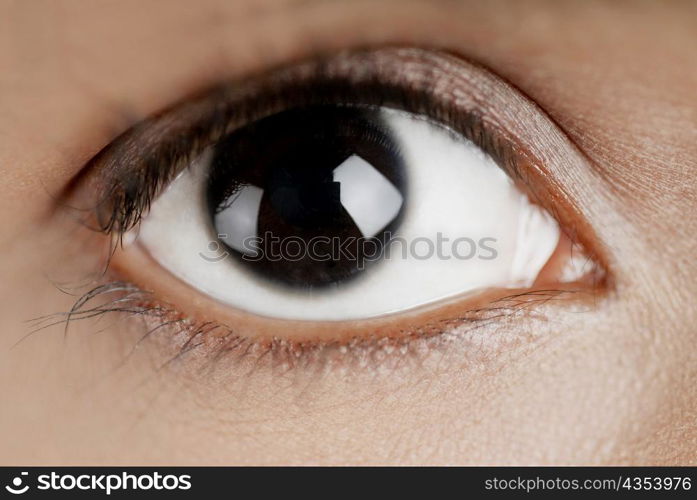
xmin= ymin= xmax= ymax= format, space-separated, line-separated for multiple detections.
xmin=130 ymin=103 xmax=595 ymax=323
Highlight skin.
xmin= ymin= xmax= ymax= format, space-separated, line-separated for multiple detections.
xmin=0 ymin=0 xmax=696 ymax=465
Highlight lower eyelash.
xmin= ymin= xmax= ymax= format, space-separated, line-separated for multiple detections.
xmin=25 ymin=277 xmax=590 ymax=379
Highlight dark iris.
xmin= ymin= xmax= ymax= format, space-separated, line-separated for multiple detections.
xmin=206 ymin=106 xmax=407 ymax=289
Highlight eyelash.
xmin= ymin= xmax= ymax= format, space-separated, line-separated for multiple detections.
xmin=86 ymin=49 xmax=527 ymax=239
xmin=28 ymin=279 xmax=588 ymax=376
xmin=45 ymin=47 xmax=607 ymax=374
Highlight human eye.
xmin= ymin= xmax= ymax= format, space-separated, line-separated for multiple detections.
xmin=71 ymin=47 xmax=605 ymax=355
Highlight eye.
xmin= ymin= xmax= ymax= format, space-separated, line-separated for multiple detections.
xmin=86 ymin=48 xmax=604 ymax=335
xmin=137 ymin=104 xmax=565 ymax=320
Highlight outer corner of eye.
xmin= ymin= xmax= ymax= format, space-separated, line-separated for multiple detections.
xmin=110 ymin=49 xmax=606 ymax=339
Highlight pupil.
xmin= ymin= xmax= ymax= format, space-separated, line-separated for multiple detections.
xmin=206 ymin=106 xmax=407 ymax=288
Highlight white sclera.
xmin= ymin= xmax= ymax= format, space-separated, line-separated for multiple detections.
xmin=136 ymin=108 xmax=560 ymax=320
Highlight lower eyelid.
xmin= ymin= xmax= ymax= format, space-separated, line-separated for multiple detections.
xmin=31 ymin=250 xmax=599 ymax=383
xmin=71 ymin=280 xmax=595 ymax=383
xmin=108 ymin=234 xmax=598 ymax=347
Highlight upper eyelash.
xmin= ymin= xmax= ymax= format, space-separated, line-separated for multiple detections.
xmin=75 ymin=47 xmax=531 ymax=240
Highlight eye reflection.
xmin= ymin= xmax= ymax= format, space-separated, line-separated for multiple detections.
xmin=208 ymin=106 xmax=406 ymax=288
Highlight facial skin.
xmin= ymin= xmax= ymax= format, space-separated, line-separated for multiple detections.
xmin=0 ymin=0 xmax=695 ymax=465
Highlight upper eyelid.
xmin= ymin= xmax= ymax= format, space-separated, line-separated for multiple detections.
xmin=75 ymin=48 xmax=523 ymax=234
xmin=67 ymin=46 xmax=609 ymax=276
